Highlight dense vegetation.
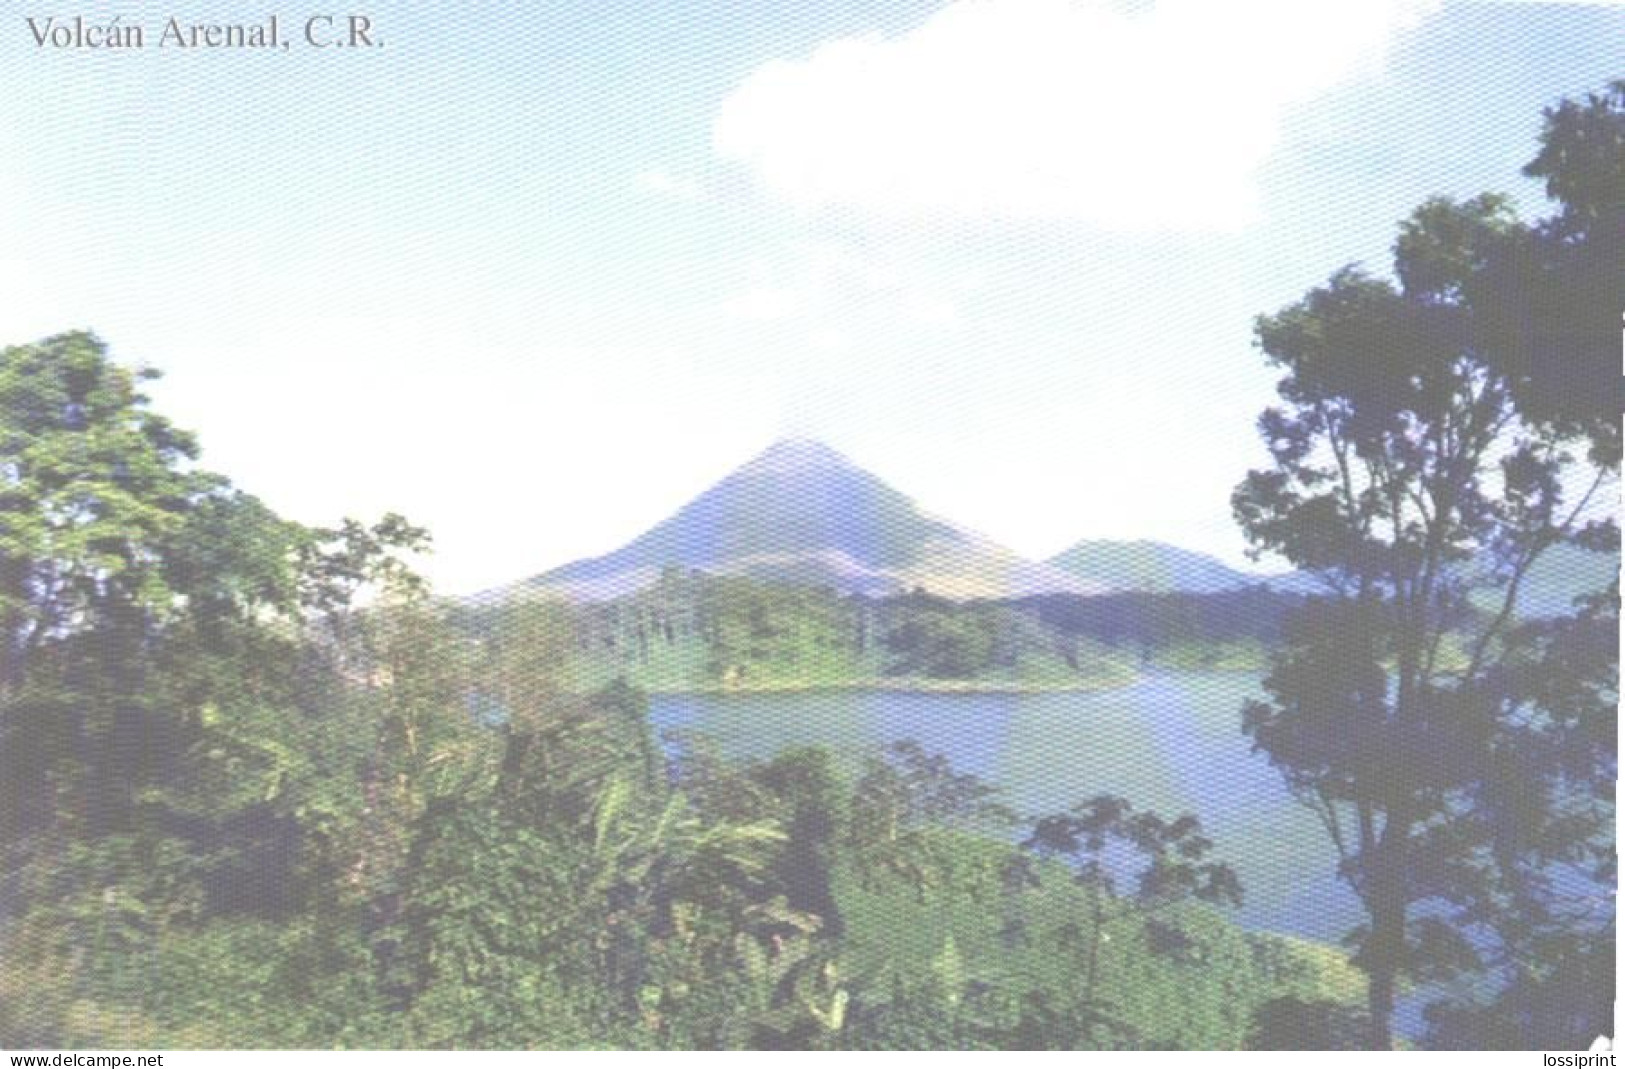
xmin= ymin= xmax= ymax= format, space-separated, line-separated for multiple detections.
xmin=0 ymin=82 xmax=1617 ymax=1052
xmin=0 ymin=347 xmax=1355 ymax=1047
xmin=454 ymin=573 xmax=1300 ymax=696
xmin=466 ymin=546 xmax=1612 ymax=697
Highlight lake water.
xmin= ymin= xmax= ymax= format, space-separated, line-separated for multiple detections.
xmin=648 ymin=671 xmax=1359 ymax=942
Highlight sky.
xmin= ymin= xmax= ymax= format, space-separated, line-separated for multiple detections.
xmin=1 ymin=0 xmax=1621 ymax=594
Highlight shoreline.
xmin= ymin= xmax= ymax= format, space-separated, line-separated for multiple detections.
xmin=630 ymin=664 xmax=1261 ymax=697
xmin=642 ymin=677 xmax=1133 ymax=696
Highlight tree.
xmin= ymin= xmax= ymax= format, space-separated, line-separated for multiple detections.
xmin=0 ymin=331 xmax=216 ymax=837
xmin=882 ymin=600 xmax=996 ymax=679
xmin=0 ymin=332 xmax=464 ymax=1045
xmin=1232 ymin=98 xmax=1618 ymax=1046
xmin=846 ymin=740 xmax=1008 ymax=898
xmin=1507 ymin=80 xmax=1625 ymax=468
xmin=1022 ymin=796 xmax=1241 ymax=1046
xmin=1414 ymin=85 xmax=1624 ymax=1047
xmin=752 ymin=747 xmax=845 ymax=937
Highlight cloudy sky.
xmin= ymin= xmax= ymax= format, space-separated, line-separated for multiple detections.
xmin=1 ymin=1 xmax=1620 ymax=593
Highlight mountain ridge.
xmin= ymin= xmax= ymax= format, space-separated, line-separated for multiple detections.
xmin=511 ymin=438 xmax=1099 ymax=601
xmin=498 ymin=439 xmax=1277 ymax=603
xmin=486 ymin=437 xmax=1613 ymax=610
xmin=1042 ymin=538 xmax=1290 ymax=595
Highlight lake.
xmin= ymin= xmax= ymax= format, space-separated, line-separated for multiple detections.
xmin=649 ymin=671 xmax=1359 ymax=942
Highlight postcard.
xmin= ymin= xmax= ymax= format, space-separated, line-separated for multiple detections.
xmin=0 ymin=0 xmax=1618 ymax=1056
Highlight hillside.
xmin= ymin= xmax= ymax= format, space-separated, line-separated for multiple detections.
xmin=511 ymin=439 xmax=1097 ymax=601
xmin=1045 ymin=539 xmax=1286 ymax=594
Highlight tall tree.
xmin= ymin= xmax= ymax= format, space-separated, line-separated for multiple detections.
xmin=1233 ymin=88 xmax=1619 ymax=1046
xmin=0 ymin=332 xmax=213 ymax=836
xmin=0 ymin=330 xmax=444 ymax=913
xmin=1023 ymin=796 xmax=1241 ymax=1046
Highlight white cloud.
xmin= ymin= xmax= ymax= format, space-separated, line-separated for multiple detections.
xmin=714 ymin=0 xmax=1440 ymax=229
xmin=633 ymin=168 xmax=704 ymax=201
xmin=807 ymin=327 xmax=854 ymax=355
xmin=900 ymin=292 xmax=960 ymax=328
xmin=716 ymin=240 xmax=967 ymax=330
xmin=719 ymin=283 xmax=810 ymax=321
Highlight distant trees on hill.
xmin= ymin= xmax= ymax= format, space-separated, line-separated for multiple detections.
xmin=461 ymin=571 xmax=1305 ymax=690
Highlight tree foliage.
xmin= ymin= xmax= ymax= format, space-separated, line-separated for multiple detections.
xmin=1233 ymin=82 xmax=1620 ymax=1050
